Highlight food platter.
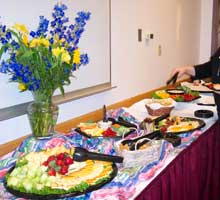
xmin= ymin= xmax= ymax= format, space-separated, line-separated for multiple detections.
xmin=152 ymin=86 xmax=201 ymax=102
xmin=4 ymin=146 xmax=118 ymax=199
xmin=5 ymin=164 xmax=117 ymax=199
xmin=165 ymin=88 xmax=201 ymax=102
xmin=75 ymin=119 xmax=136 ymax=138
xmin=154 ymin=116 xmax=205 ymax=134
xmin=180 ymin=81 xmax=213 ymax=93
xmin=168 ymin=93 xmax=201 ymax=102
xmin=203 ymin=82 xmax=220 ymax=92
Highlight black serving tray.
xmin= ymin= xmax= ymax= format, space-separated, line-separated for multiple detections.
xmin=75 ymin=118 xmax=137 ymax=139
xmin=165 ymin=88 xmax=201 ymax=102
xmin=155 ymin=117 xmax=206 ymax=135
xmin=4 ymin=163 xmax=117 ymax=200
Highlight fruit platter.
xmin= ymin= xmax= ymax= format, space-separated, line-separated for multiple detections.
xmin=4 ymin=146 xmax=117 ymax=199
xmin=203 ymin=82 xmax=220 ymax=91
xmin=75 ymin=119 xmax=136 ymax=138
xmin=153 ymin=116 xmax=205 ymax=134
xmin=152 ymin=86 xmax=200 ymax=102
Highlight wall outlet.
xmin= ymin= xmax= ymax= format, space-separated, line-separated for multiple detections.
xmin=145 ymin=33 xmax=154 ymax=40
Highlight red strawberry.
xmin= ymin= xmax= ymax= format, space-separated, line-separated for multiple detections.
xmin=57 ymin=153 xmax=65 ymax=160
xmin=59 ymin=165 xmax=69 ymax=175
xmin=47 ymin=155 xmax=56 ymax=162
xmin=48 ymin=168 xmax=56 ymax=176
xmin=56 ymin=159 xmax=64 ymax=166
xmin=103 ymin=128 xmax=117 ymax=137
xmin=64 ymin=157 xmax=73 ymax=165
xmin=42 ymin=160 xmax=49 ymax=166
xmin=160 ymin=126 xmax=167 ymax=134
xmin=208 ymin=83 xmax=213 ymax=89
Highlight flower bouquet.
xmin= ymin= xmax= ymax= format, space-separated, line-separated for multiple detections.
xmin=0 ymin=3 xmax=91 ymax=138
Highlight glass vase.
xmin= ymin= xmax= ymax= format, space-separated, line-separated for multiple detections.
xmin=27 ymin=93 xmax=59 ymax=139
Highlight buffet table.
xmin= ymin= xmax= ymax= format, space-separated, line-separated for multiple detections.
xmin=0 ymin=93 xmax=219 ymax=200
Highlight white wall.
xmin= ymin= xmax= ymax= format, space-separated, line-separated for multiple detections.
xmin=199 ymin=0 xmax=213 ymax=63
xmin=0 ymin=0 xmax=211 ymax=144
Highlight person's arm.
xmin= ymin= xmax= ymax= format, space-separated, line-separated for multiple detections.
xmin=169 ymin=60 xmax=212 ymax=81
xmin=169 ymin=66 xmax=195 ymax=79
xmin=193 ymin=60 xmax=212 ymax=79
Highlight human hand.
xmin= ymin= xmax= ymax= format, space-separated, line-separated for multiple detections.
xmin=168 ymin=66 xmax=195 ymax=80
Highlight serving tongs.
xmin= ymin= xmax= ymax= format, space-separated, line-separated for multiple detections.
xmin=121 ymin=129 xmax=181 ymax=150
xmin=166 ymin=72 xmax=179 ymax=85
xmin=121 ymin=130 xmax=161 ymax=147
xmin=108 ymin=117 xmax=137 ymax=129
xmin=139 ymin=113 xmax=170 ymax=130
xmin=73 ymin=147 xmax=123 ymax=163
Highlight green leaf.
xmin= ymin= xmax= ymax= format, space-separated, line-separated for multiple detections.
xmin=0 ymin=46 xmax=6 ymax=59
xmin=59 ymin=86 xmax=65 ymax=96
xmin=48 ymin=160 xmax=56 ymax=168
xmin=19 ymin=51 xmax=33 ymax=60
xmin=174 ymin=95 xmax=184 ymax=102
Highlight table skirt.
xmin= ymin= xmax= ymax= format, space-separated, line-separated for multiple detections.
xmin=136 ymin=122 xmax=220 ymax=200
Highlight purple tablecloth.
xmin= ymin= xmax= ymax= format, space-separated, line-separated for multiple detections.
xmin=136 ymin=122 xmax=220 ymax=200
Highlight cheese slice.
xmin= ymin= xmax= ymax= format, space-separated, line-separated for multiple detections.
xmin=167 ymin=121 xmax=199 ymax=132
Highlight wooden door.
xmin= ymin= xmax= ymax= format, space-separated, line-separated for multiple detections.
xmin=211 ymin=0 xmax=220 ymax=54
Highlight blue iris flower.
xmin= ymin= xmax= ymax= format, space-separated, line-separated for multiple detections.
xmin=72 ymin=64 xmax=77 ymax=71
xmin=30 ymin=31 xmax=36 ymax=37
xmin=22 ymin=76 xmax=29 ymax=83
xmin=5 ymin=32 xmax=11 ymax=40
xmin=36 ymin=16 xmax=49 ymax=36
xmin=0 ymin=61 xmax=9 ymax=73
xmin=1 ymin=25 xmax=6 ymax=32
xmin=0 ymin=37 xmax=8 ymax=44
xmin=80 ymin=54 xmax=89 ymax=65
xmin=11 ymin=40 xmax=20 ymax=49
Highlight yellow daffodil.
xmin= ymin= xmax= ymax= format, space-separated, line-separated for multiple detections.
xmin=52 ymin=47 xmax=63 ymax=57
xmin=14 ymin=23 xmax=29 ymax=35
xmin=29 ymin=38 xmax=49 ymax=48
xmin=54 ymin=35 xmax=59 ymax=42
xmin=22 ymin=35 xmax=28 ymax=46
xmin=40 ymin=38 xmax=49 ymax=48
xmin=18 ymin=83 xmax=26 ymax=91
xmin=30 ymin=38 xmax=40 ymax=48
xmin=61 ymin=51 xmax=71 ymax=64
xmin=73 ymin=48 xmax=81 ymax=65
xmin=52 ymin=47 xmax=70 ymax=63
xmin=60 ymin=38 xmax=65 ymax=43
xmin=54 ymin=35 xmax=66 ymax=45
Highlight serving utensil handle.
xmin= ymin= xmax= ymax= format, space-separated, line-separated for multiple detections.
xmin=73 ymin=147 xmax=123 ymax=163
xmin=166 ymin=72 xmax=179 ymax=85
xmin=103 ymin=105 xmax=108 ymax=122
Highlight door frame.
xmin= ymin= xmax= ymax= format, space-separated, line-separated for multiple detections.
xmin=211 ymin=0 xmax=220 ymax=54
